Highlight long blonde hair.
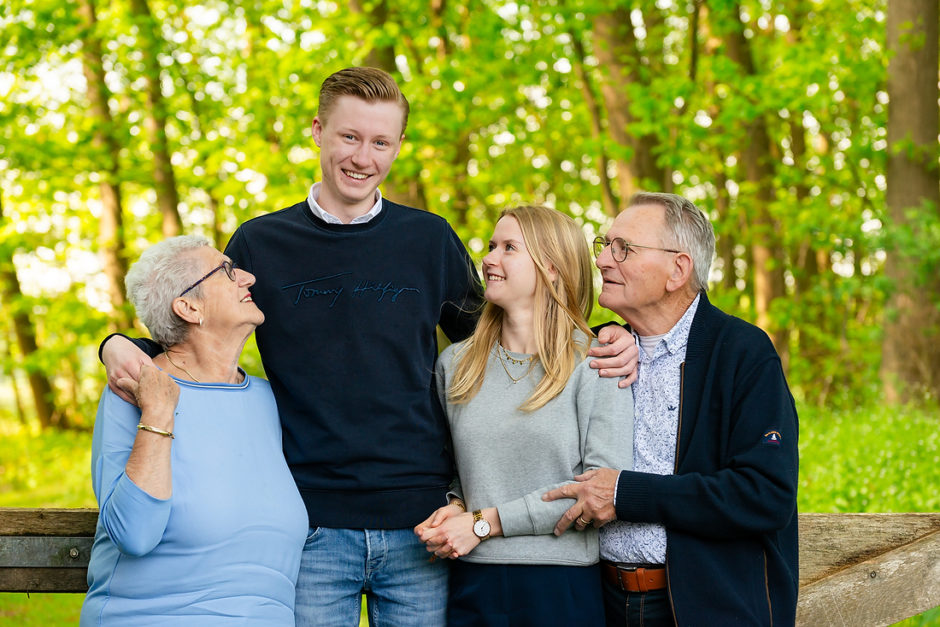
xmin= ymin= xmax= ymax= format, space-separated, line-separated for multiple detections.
xmin=448 ymin=205 xmax=595 ymax=411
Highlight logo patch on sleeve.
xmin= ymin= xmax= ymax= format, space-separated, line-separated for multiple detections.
xmin=762 ymin=430 xmax=782 ymax=446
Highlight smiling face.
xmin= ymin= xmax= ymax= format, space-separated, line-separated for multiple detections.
xmin=596 ymin=204 xmax=677 ymax=324
xmin=312 ymin=95 xmax=404 ymax=221
xmin=482 ymin=216 xmax=540 ymax=314
xmin=183 ymin=247 xmax=264 ymax=332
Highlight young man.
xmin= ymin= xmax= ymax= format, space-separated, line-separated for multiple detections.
xmin=544 ymin=192 xmax=799 ymax=626
xmin=101 ymin=67 xmax=637 ymax=625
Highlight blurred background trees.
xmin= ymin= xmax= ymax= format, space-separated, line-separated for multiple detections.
xmin=1 ymin=0 xmax=938 ymax=428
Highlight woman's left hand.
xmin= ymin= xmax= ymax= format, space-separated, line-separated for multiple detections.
xmin=589 ymin=325 xmax=639 ymax=387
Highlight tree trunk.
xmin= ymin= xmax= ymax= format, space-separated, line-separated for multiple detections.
xmin=719 ymin=2 xmax=790 ymax=366
xmin=569 ymin=24 xmax=619 ymax=216
xmin=129 ymin=0 xmax=183 ymax=237
xmin=786 ymin=0 xmax=830 ymax=395
xmin=348 ymin=0 xmax=428 ymax=211
xmin=78 ymin=0 xmax=133 ymax=330
xmin=0 ymin=198 xmax=61 ymax=429
xmin=10 ymin=367 xmax=28 ymax=426
xmin=591 ymin=7 xmax=668 ymax=201
xmin=713 ymin=170 xmax=737 ymax=291
xmin=881 ymin=0 xmax=940 ymax=402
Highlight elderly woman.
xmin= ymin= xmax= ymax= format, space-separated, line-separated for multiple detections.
xmin=81 ymin=236 xmax=307 ymax=625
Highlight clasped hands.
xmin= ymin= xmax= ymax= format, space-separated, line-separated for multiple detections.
xmin=414 ymin=504 xmax=494 ymax=560
xmin=414 ymin=467 xmax=622 ymax=558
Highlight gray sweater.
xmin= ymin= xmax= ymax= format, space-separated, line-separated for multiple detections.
xmin=436 ymin=336 xmax=634 ymax=566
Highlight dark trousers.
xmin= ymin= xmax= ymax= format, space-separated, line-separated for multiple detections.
xmin=602 ymin=576 xmax=674 ymax=627
xmin=448 ymin=560 xmax=605 ymax=627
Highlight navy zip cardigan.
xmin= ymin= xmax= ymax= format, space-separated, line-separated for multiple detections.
xmin=614 ymin=294 xmax=799 ymax=625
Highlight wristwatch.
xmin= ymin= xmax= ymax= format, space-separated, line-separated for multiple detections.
xmin=472 ymin=509 xmax=491 ymax=541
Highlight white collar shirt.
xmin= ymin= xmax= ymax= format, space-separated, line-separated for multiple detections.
xmin=306 ymin=182 xmax=384 ymax=224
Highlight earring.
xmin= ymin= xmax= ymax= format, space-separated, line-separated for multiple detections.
xmin=199 ymin=318 xmax=204 ymax=326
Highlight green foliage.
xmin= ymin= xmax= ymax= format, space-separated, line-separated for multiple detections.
xmin=0 ymin=594 xmax=84 ymax=625
xmin=0 ymin=422 xmax=94 ymax=508
xmin=798 ymin=403 xmax=940 ymax=513
xmin=0 ymin=0 xmax=932 ymax=415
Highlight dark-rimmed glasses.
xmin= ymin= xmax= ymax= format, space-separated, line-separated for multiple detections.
xmin=593 ymin=237 xmax=682 ymax=263
xmin=179 ymin=260 xmax=237 ymax=297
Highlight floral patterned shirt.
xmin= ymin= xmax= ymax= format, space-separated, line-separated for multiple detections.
xmin=600 ymin=295 xmax=700 ymax=564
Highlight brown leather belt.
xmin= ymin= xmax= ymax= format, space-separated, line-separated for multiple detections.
xmin=602 ymin=561 xmax=667 ymax=593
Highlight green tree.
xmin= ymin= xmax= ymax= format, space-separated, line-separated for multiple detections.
xmin=881 ymin=0 xmax=940 ymax=402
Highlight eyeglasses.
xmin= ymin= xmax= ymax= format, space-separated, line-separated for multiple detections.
xmin=593 ymin=237 xmax=682 ymax=263
xmin=179 ymin=260 xmax=237 ymax=297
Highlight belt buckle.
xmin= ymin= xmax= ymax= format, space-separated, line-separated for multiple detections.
xmin=617 ymin=565 xmax=652 ymax=593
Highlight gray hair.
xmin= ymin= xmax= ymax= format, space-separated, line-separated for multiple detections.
xmin=125 ymin=235 xmax=211 ymax=347
xmin=628 ymin=192 xmax=715 ymax=293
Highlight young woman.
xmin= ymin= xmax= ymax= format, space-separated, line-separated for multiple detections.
xmin=415 ymin=206 xmax=634 ymax=626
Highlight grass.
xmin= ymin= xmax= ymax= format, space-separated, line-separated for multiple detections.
xmin=1 ymin=402 xmax=938 ymax=625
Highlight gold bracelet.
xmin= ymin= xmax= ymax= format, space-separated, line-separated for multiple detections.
xmin=449 ymin=498 xmax=467 ymax=512
xmin=137 ymin=423 xmax=175 ymax=439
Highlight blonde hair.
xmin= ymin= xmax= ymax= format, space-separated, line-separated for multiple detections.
xmin=317 ymin=67 xmax=410 ymax=134
xmin=448 ymin=206 xmax=595 ymax=412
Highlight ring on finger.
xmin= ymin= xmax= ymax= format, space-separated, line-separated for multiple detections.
xmin=576 ymin=515 xmax=590 ymax=527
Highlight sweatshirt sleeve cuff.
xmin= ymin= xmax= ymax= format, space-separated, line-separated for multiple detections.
xmin=496 ymin=499 xmax=532 ymax=537
xmin=98 ymin=333 xmax=125 ymax=363
xmin=98 ymin=334 xmax=165 ymax=363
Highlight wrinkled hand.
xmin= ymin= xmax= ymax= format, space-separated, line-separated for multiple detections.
xmin=589 ymin=325 xmax=639 ymax=388
xmin=543 ymin=468 xmax=620 ymax=535
xmin=416 ymin=511 xmax=481 ymax=560
xmin=118 ymin=364 xmax=179 ymax=420
xmin=103 ymin=335 xmax=154 ymax=406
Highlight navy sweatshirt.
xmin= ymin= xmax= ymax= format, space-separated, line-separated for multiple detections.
xmin=120 ymin=199 xmax=483 ymax=529
xmin=224 ymin=200 xmax=483 ymax=529
xmin=614 ymin=294 xmax=799 ymax=625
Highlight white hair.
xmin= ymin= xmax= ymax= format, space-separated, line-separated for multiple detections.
xmin=629 ymin=192 xmax=716 ymax=293
xmin=125 ymin=236 xmax=211 ymax=347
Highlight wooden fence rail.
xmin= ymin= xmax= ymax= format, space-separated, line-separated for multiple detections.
xmin=1 ymin=509 xmax=938 ymax=625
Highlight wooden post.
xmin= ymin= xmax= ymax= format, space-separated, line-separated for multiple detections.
xmin=0 ymin=508 xmax=938 ymax=624
xmin=0 ymin=508 xmax=97 ymax=593
xmin=797 ymin=512 xmax=940 ymax=625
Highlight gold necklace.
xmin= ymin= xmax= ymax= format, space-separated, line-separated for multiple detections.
xmin=498 ymin=343 xmax=535 ymax=365
xmin=164 ymin=351 xmax=200 ymax=382
xmin=496 ymin=344 xmax=535 ymax=384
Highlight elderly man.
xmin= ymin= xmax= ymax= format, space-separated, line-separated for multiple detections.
xmin=545 ymin=192 xmax=799 ymax=626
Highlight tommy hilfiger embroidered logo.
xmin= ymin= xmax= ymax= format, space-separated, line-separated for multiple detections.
xmin=282 ymin=273 xmax=420 ymax=308
xmin=353 ymin=280 xmax=419 ymax=302
xmin=762 ymin=430 xmax=782 ymax=446
xmin=282 ymin=272 xmax=351 ymax=307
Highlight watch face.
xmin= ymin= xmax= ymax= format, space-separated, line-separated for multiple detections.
xmin=473 ymin=519 xmax=491 ymax=538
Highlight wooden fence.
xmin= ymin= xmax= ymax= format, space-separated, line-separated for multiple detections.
xmin=1 ymin=509 xmax=938 ymax=625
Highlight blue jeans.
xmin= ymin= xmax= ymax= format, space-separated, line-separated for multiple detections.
xmin=294 ymin=527 xmax=448 ymax=627
xmin=602 ymin=576 xmax=673 ymax=627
